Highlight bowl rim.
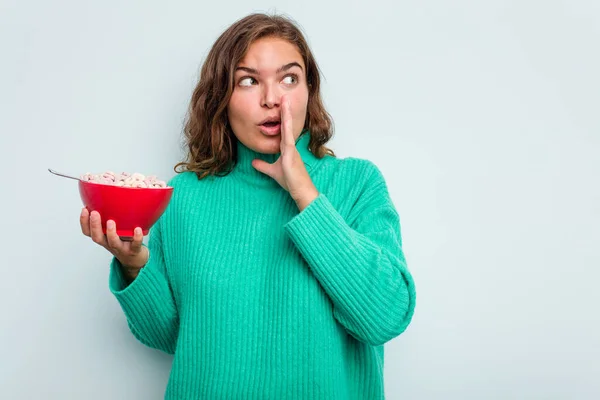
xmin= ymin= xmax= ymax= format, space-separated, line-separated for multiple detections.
xmin=79 ymin=180 xmax=173 ymax=190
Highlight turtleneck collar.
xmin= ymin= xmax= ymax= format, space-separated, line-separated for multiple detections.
xmin=232 ymin=130 xmax=319 ymax=187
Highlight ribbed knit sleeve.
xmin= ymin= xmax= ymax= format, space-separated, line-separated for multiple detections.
xmin=284 ymin=163 xmax=416 ymax=346
xmin=109 ymin=218 xmax=179 ymax=354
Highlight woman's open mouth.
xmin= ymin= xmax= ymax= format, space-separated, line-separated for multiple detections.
xmin=259 ymin=121 xmax=281 ymax=136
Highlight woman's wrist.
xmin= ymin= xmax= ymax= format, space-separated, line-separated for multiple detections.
xmin=120 ymin=246 xmax=149 ymax=283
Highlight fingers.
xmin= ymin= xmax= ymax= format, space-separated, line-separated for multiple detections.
xmin=80 ymin=207 xmax=90 ymax=237
xmin=129 ymin=227 xmax=144 ymax=253
xmin=252 ymin=158 xmax=275 ymax=179
xmin=280 ymin=95 xmax=295 ymax=149
xmin=89 ymin=211 xmax=108 ymax=248
xmin=86 ymin=210 xmax=145 ymax=263
xmin=105 ymin=219 xmax=123 ymax=252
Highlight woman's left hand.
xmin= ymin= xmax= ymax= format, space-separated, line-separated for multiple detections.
xmin=252 ymin=95 xmax=319 ymax=211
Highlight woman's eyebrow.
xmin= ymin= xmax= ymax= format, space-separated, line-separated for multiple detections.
xmin=235 ymin=62 xmax=303 ymax=75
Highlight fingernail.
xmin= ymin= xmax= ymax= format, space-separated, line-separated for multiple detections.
xmin=107 ymin=220 xmax=114 ymax=229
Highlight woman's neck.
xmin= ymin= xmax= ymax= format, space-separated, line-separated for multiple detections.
xmin=231 ymin=130 xmax=316 ymax=187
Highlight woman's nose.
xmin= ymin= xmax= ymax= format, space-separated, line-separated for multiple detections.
xmin=262 ymin=85 xmax=281 ymax=109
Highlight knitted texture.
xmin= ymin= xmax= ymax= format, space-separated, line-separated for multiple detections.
xmin=109 ymin=131 xmax=416 ymax=399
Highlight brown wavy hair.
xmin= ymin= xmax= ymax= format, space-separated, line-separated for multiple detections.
xmin=174 ymin=13 xmax=336 ymax=180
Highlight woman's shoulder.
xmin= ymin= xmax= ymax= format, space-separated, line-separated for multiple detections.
xmin=312 ymin=155 xmax=391 ymax=205
xmin=320 ymin=155 xmax=385 ymax=184
xmin=161 ymin=171 xmax=205 ymax=206
xmin=165 ymin=170 xmax=209 ymax=188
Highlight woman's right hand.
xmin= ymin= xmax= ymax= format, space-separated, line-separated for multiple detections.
xmin=80 ymin=207 xmax=149 ymax=280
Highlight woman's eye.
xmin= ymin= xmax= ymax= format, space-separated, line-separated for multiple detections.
xmin=282 ymin=75 xmax=298 ymax=85
xmin=239 ymin=77 xmax=256 ymax=87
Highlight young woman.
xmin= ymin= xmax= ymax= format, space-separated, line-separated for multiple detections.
xmin=80 ymin=12 xmax=416 ymax=399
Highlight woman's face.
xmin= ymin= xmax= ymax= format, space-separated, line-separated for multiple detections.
xmin=227 ymin=37 xmax=309 ymax=154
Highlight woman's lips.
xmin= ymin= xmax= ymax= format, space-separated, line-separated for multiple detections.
xmin=259 ymin=122 xmax=281 ymax=136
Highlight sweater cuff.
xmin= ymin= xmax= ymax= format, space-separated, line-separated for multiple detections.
xmin=284 ymin=193 xmax=357 ymax=276
xmin=108 ymin=243 xmax=148 ymax=292
xmin=285 ymin=191 xmax=342 ymax=233
xmin=109 ymin=255 xmax=165 ymax=321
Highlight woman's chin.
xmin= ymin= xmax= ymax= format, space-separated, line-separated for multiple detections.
xmin=255 ymin=134 xmax=281 ymax=152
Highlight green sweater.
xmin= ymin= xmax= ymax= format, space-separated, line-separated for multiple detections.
xmin=109 ymin=131 xmax=416 ymax=399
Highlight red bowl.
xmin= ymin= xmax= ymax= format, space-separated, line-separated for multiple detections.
xmin=79 ymin=180 xmax=173 ymax=240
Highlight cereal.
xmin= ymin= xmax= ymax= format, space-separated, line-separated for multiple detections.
xmin=80 ymin=171 xmax=168 ymax=188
